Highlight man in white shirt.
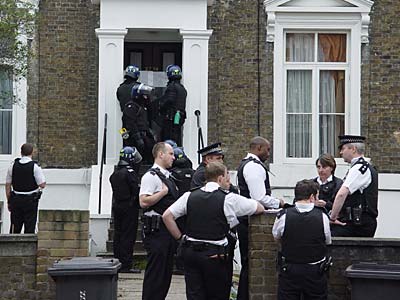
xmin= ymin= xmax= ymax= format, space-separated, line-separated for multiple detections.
xmin=330 ymin=135 xmax=378 ymax=237
xmin=273 ymin=179 xmax=331 ymax=300
xmin=236 ymin=136 xmax=284 ymax=300
xmin=139 ymin=142 xmax=179 ymax=300
xmin=5 ymin=143 xmax=46 ymax=233
xmin=163 ymin=162 xmax=264 ymax=300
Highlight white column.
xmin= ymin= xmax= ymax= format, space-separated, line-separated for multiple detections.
xmin=179 ymin=29 xmax=213 ymax=166
xmin=95 ymin=28 xmax=127 ymax=166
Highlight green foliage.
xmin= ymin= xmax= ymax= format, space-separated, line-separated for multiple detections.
xmin=0 ymin=0 xmax=37 ymax=105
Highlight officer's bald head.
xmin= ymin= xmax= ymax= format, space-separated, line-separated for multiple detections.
xmin=249 ymin=136 xmax=270 ymax=162
xmin=250 ymin=136 xmax=270 ymax=150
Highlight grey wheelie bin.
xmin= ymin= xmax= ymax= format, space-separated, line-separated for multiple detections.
xmin=48 ymin=257 xmax=121 ymax=300
xmin=345 ymin=262 xmax=400 ymax=300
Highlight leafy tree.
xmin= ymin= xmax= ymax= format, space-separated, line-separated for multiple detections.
xmin=0 ymin=0 xmax=37 ymax=106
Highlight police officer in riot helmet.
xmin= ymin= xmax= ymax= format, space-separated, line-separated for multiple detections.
xmin=109 ymin=146 xmax=142 ymax=273
xmin=121 ymin=74 xmax=156 ymax=164
xmin=117 ymin=65 xmax=141 ymax=112
xmin=330 ymin=135 xmax=378 ymax=237
xmin=158 ymin=65 xmax=187 ymax=146
xmin=273 ymin=179 xmax=332 ymax=300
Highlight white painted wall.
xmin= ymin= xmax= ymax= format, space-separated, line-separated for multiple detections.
xmin=99 ymin=0 xmax=207 ymax=30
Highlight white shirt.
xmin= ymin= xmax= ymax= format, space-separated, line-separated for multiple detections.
xmin=342 ymin=157 xmax=372 ymax=194
xmin=241 ymin=153 xmax=280 ymax=209
xmin=272 ymin=202 xmax=332 ymax=245
xmin=139 ymin=163 xmax=171 ymax=216
xmin=169 ymin=181 xmax=259 ymax=245
xmin=6 ymin=157 xmax=46 ymax=194
xmin=316 ymin=175 xmax=333 ymax=185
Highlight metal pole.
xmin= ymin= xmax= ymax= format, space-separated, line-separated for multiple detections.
xmin=98 ymin=113 xmax=107 ymax=214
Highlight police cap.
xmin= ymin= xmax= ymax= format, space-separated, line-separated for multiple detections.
xmin=338 ymin=135 xmax=366 ymax=149
xmin=198 ymin=142 xmax=224 ymax=157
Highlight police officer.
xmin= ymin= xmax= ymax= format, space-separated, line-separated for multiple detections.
xmin=109 ymin=146 xmax=142 ymax=273
xmin=158 ymin=65 xmax=187 ymax=146
xmin=116 ymin=65 xmax=141 ymax=112
xmin=163 ymin=162 xmax=265 ymax=300
xmin=330 ymin=135 xmax=378 ymax=237
xmin=313 ymin=153 xmax=343 ymax=212
xmin=139 ymin=142 xmax=179 ymax=300
xmin=236 ymin=136 xmax=284 ymax=300
xmin=122 ymin=80 xmax=155 ymax=164
xmin=5 ymin=143 xmax=46 ymax=233
xmin=191 ymin=142 xmax=224 ymax=189
xmin=273 ymin=179 xmax=332 ymax=300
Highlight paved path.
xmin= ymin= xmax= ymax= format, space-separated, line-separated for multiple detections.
xmin=118 ymin=273 xmax=187 ymax=300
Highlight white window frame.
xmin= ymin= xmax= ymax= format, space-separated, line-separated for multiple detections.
xmin=264 ymin=0 xmax=373 ymax=166
xmin=283 ymin=30 xmax=350 ymax=161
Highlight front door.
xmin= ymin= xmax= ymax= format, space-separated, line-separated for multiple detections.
xmin=123 ymin=42 xmax=182 ymax=142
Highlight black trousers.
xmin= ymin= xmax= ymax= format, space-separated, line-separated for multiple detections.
xmin=9 ymin=194 xmax=39 ymax=234
xmin=237 ymin=220 xmax=249 ymax=300
xmin=331 ymin=214 xmax=377 ymax=237
xmin=278 ymin=263 xmax=328 ymax=300
xmin=183 ymin=244 xmax=231 ymax=300
xmin=142 ymin=222 xmax=176 ymax=300
xmin=112 ymin=202 xmax=139 ymax=270
xmin=161 ymin=121 xmax=183 ymax=146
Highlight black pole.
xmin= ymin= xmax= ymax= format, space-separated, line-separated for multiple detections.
xmin=98 ymin=113 xmax=108 ymax=214
xmin=195 ymin=110 xmax=204 ymax=164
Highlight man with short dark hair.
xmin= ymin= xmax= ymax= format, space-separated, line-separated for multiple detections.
xmin=273 ymin=179 xmax=332 ymax=300
xmin=163 ymin=162 xmax=265 ymax=300
xmin=5 ymin=143 xmax=46 ymax=233
xmin=330 ymin=135 xmax=378 ymax=237
xmin=139 ymin=142 xmax=178 ymax=300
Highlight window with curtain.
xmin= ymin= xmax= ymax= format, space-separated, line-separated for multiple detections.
xmin=285 ymin=32 xmax=347 ymax=158
xmin=0 ymin=67 xmax=13 ymax=154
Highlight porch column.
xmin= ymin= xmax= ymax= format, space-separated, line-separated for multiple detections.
xmin=180 ymin=29 xmax=213 ymax=165
xmin=95 ymin=28 xmax=127 ymax=165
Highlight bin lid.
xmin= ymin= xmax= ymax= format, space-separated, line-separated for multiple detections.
xmin=48 ymin=257 xmax=121 ymax=277
xmin=345 ymin=262 xmax=400 ymax=280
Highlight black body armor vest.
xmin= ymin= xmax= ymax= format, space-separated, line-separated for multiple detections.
xmin=186 ymin=188 xmax=229 ymax=241
xmin=12 ymin=158 xmax=38 ymax=192
xmin=237 ymin=157 xmax=271 ymax=198
xmin=146 ymin=168 xmax=179 ymax=215
xmin=341 ymin=158 xmax=378 ymax=218
xmin=281 ymin=207 xmax=327 ymax=263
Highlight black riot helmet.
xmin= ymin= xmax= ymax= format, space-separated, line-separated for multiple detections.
xmin=166 ymin=65 xmax=182 ymax=80
xmin=124 ymin=65 xmax=140 ymax=80
xmin=119 ymin=146 xmax=142 ymax=166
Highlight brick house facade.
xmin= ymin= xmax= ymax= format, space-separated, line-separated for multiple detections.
xmin=0 ymin=0 xmax=399 ymax=240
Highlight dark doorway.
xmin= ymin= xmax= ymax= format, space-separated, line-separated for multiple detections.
xmin=124 ymin=42 xmax=182 ymax=71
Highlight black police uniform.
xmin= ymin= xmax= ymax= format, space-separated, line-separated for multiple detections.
xmin=109 ymin=161 xmax=140 ymax=272
xmin=116 ymin=77 xmax=138 ymax=112
xmin=313 ymin=176 xmax=343 ymax=212
xmin=122 ymin=98 xmax=155 ymax=163
xmin=236 ymin=156 xmax=271 ymax=300
xmin=9 ymin=158 xmax=42 ymax=233
xmin=182 ymin=188 xmax=232 ymax=300
xmin=141 ymin=168 xmax=179 ymax=300
xmin=159 ymin=80 xmax=187 ymax=146
xmin=332 ymin=157 xmax=378 ymax=237
xmin=277 ymin=206 xmax=329 ymax=300
xmin=191 ymin=162 xmax=206 ymax=189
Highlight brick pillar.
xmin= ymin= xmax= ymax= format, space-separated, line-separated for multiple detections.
xmin=36 ymin=210 xmax=89 ymax=299
xmin=249 ymin=213 xmax=279 ymax=300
